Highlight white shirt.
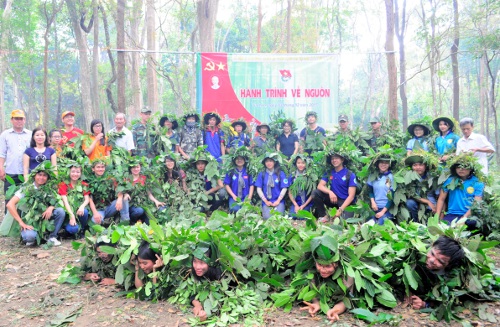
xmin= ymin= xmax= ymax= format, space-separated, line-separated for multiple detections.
xmin=109 ymin=126 xmax=135 ymax=151
xmin=0 ymin=128 xmax=32 ymax=174
xmin=456 ymin=132 xmax=495 ymax=175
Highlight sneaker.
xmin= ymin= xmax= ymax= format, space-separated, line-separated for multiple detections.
xmin=48 ymin=237 xmax=61 ymax=246
xmin=318 ymin=217 xmax=329 ymax=223
xmin=25 ymin=241 xmax=35 ymax=246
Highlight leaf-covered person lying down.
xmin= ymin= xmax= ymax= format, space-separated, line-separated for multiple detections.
xmin=132 ymin=241 xmax=164 ymax=289
xmin=82 ymin=241 xmax=118 ymax=286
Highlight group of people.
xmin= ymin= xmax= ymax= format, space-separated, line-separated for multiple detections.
xmin=0 ymin=108 xmax=495 ymax=246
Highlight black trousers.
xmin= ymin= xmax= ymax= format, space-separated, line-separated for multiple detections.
xmin=312 ymin=189 xmax=354 ymax=218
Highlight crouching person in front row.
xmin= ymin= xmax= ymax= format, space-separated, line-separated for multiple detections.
xmin=58 ymin=162 xmax=90 ymax=238
xmin=6 ymin=164 xmax=65 ymax=246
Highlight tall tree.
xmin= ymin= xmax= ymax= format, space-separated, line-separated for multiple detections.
xmin=128 ymin=0 xmax=143 ymax=116
xmin=117 ymin=0 xmax=126 ymax=113
xmin=197 ymin=0 xmax=219 ymax=51
xmin=384 ymin=0 xmax=398 ymax=120
xmin=286 ymin=0 xmax=292 ymax=53
xmin=451 ymin=0 xmax=460 ymax=120
xmin=0 ymin=0 xmax=14 ymax=131
xmin=146 ymin=0 xmax=158 ymax=112
xmin=395 ymin=0 xmax=408 ymax=129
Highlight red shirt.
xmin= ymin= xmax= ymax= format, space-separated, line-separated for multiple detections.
xmin=58 ymin=181 xmax=91 ymax=196
xmin=61 ymin=127 xmax=84 ymax=146
xmin=132 ymin=175 xmax=147 ymax=186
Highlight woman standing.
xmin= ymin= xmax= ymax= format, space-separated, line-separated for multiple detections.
xmin=23 ymin=126 xmax=57 ymax=181
xmin=83 ymin=119 xmax=112 ymax=160
xmin=432 ymin=117 xmax=460 ymax=163
xmin=276 ymin=120 xmax=299 ymax=159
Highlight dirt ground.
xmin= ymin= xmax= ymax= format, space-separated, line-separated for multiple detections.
xmin=1 ymin=208 xmax=499 ymax=327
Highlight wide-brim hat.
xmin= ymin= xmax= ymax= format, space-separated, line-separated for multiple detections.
xmin=372 ymin=154 xmax=395 ymax=170
xmin=432 ymin=117 xmax=455 ymax=132
xmin=183 ymin=112 xmax=200 ymax=122
xmin=407 ymin=123 xmax=430 ymax=137
xmin=203 ymin=112 xmax=222 ymax=126
xmin=326 ymin=151 xmax=349 ymax=165
xmin=159 ymin=116 xmax=178 ymax=130
xmin=404 ymin=154 xmax=425 ymax=167
xmin=262 ymin=152 xmax=281 ymax=165
xmin=231 ymin=120 xmax=247 ymax=131
xmin=256 ymin=123 xmax=270 ymax=133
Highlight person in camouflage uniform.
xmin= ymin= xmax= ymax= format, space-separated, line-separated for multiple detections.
xmin=132 ymin=107 xmax=158 ymax=158
xmin=82 ymin=241 xmax=117 ymax=286
xmin=179 ymin=112 xmax=203 ymax=160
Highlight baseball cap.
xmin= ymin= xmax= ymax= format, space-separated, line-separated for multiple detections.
xmin=11 ymin=109 xmax=25 ymax=118
xmin=370 ymin=117 xmax=380 ymax=123
xmin=338 ymin=114 xmax=348 ymax=122
xmin=61 ymin=111 xmax=75 ymax=119
xmin=141 ymin=107 xmax=152 ymax=113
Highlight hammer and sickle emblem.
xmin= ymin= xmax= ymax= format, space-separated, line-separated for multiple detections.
xmin=204 ymin=61 xmax=215 ymax=71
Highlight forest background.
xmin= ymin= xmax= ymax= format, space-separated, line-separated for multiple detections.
xmin=0 ymin=0 xmax=498 ymax=162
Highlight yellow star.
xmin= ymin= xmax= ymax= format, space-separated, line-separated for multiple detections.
xmin=217 ymin=62 xmax=226 ymax=71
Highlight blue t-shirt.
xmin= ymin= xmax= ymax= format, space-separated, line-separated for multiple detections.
xmin=168 ymin=132 xmax=179 ymax=152
xmin=406 ymin=137 xmax=429 ymax=151
xmin=255 ymin=170 xmax=289 ymax=202
xmin=24 ymin=147 xmax=55 ymax=171
xmin=300 ymin=126 xmax=326 ymax=139
xmin=321 ymin=167 xmax=357 ymax=200
xmin=289 ymin=174 xmax=312 ymax=206
xmin=223 ymin=167 xmax=253 ymax=199
xmin=277 ymin=133 xmax=299 ymax=158
xmin=443 ymin=175 xmax=484 ymax=215
xmin=204 ymin=129 xmax=224 ymax=162
xmin=435 ymin=132 xmax=459 ymax=155
xmin=227 ymin=133 xmax=250 ymax=149
xmin=367 ymin=172 xmax=394 ymax=209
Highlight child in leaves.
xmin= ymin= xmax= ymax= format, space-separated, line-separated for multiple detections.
xmin=288 ymin=154 xmax=314 ymax=218
xmin=6 ymin=164 xmax=65 ymax=246
xmin=190 ymin=242 xmax=223 ymax=322
xmin=255 ymin=153 xmax=289 ymax=219
xmin=300 ymin=235 xmax=353 ymax=322
xmin=88 ymin=160 xmax=130 ymax=225
xmin=224 ymin=147 xmax=254 ymax=213
xmin=58 ymin=163 xmax=90 ymax=238
xmin=435 ymin=153 xmax=485 ymax=229
xmin=124 ymin=162 xmax=166 ymax=225
xmin=132 ymin=241 xmax=164 ymax=289
xmin=367 ymin=155 xmax=394 ymax=225
xmin=405 ymin=236 xmax=464 ymax=309
xmin=82 ymin=241 xmax=117 ymax=286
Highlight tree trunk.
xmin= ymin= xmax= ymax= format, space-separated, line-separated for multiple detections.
xmin=479 ymin=56 xmax=487 ymax=134
xmin=485 ymin=52 xmax=499 ymax=164
xmin=197 ymin=0 xmax=219 ymax=52
xmin=53 ymin=1 xmax=63 ymax=124
xmin=92 ymin=1 xmax=100 ymax=118
xmin=117 ymin=0 xmax=126 ymax=113
xmin=384 ymin=0 xmax=398 ymax=120
xmin=129 ymin=0 xmax=143 ymax=117
xmin=286 ymin=0 xmax=292 ymax=53
xmin=146 ymin=0 xmax=158 ymax=112
xmin=100 ymin=5 xmax=117 ymax=113
xmin=451 ymin=0 xmax=460 ymax=120
xmin=66 ymin=0 xmax=92 ymax=128
xmin=0 ymin=0 xmax=14 ymax=132
xmin=257 ymin=0 xmax=262 ymax=52
xmin=395 ymin=0 xmax=408 ymax=129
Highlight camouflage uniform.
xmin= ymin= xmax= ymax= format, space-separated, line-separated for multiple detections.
xmin=179 ymin=126 xmax=203 ymax=156
xmin=132 ymin=123 xmax=158 ymax=158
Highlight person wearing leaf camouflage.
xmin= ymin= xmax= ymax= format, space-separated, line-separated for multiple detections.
xmin=299 ymin=234 xmax=354 ymax=322
xmin=435 ymin=153 xmax=485 ymax=230
xmin=299 ymin=111 xmax=326 ymax=155
xmin=132 ymin=107 xmax=158 ymax=159
xmin=82 ymin=241 xmax=117 ymax=286
xmin=224 ymin=147 xmax=254 ymax=213
xmin=288 ymin=154 xmax=314 ymax=218
xmin=88 ymin=160 xmax=130 ymax=225
xmin=58 ymin=163 xmax=91 ymax=238
xmin=406 ymin=236 xmax=465 ymax=310
xmin=406 ymin=121 xmax=430 ymax=155
xmin=432 ymin=117 xmax=460 ymax=163
xmin=133 ymin=241 xmax=164 ymax=289
xmin=404 ymin=153 xmax=439 ymax=222
xmin=190 ymin=242 xmax=222 ymax=322
xmin=159 ymin=115 xmax=179 ymax=153
xmin=367 ymin=155 xmax=395 ymax=225
xmin=255 ymin=153 xmax=289 ymax=219
xmin=179 ymin=113 xmax=203 ymax=160
xmin=191 ymin=155 xmax=226 ymax=212
xmin=6 ymin=164 xmax=65 ymax=246
xmin=251 ymin=122 xmax=272 ymax=156
xmin=227 ymin=119 xmax=251 ymax=152
xmin=202 ymin=112 xmax=225 ymax=163
xmin=313 ymin=150 xmax=357 ymax=222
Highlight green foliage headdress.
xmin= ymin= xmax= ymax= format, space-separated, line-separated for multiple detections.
xmin=193 ymin=241 xmax=218 ymax=266
xmin=404 ymin=149 xmax=439 ymax=170
xmin=203 ymin=112 xmax=222 ymax=126
xmin=448 ymin=152 xmax=486 ymax=182
xmin=230 ymin=146 xmax=251 ymax=165
xmin=304 ymin=110 xmax=318 ymax=122
xmin=28 ymin=161 xmax=57 ymax=182
xmin=182 ymin=111 xmax=200 ymax=123
xmin=310 ymin=234 xmax=339 ymax=265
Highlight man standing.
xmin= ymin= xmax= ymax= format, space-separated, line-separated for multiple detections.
xmin=366 ymin=117 xmax=384 ymax=150
xmin=300 ymin=111 xmax=326 ymax=154
xmin=60 ymin=111 xmax=84 ymax=145
xmin=132 ymin=107 xmax=158 ymax=158
xmin=0 ymin=110 xmax=31 ymax=198
xmin=337 ymin=114 xmax=351 ymax=134
xmin=456 ymin=117 xmax=495 ymax=175
xmin=109 ymin=112 xmax=135 ymax=154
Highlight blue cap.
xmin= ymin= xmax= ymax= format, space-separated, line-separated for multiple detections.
xmin=65 ymin=224 xmax=79 ymax=234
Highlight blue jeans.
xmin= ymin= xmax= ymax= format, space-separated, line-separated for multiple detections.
xmin=261 ymin=202 xmax=285 ymax=220
xmin=443 ymin=213 xmax=477 ymax=229
xmin=406 ymin=197 xmax=436 ymax=222
xmin=130 ymin=206 xmax=148 ymax=225
xmin=368 ymin=209 xmax=394 ymax=225
xmin=65 ymin=208 xmax=89 ymax=234
xmin=21 ymin=207 xmax=66 ymax=242
xmin=92 ymin=199 xmax=130 ymax=224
